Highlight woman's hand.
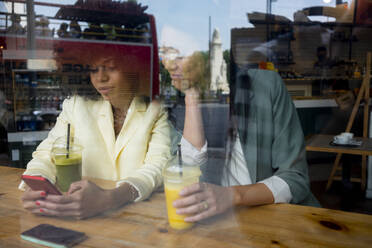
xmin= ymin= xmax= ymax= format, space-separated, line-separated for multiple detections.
xmin=22 ymin=188 xmax=48 ymax=212
xmin=171 ymin=76 xmax=199 ymax=101
xmin=172 ymin=79 xmax=190 ymax=93
xmin=30 ymin=180 xmax=111 ymax=219
xmin=173 ymin=182 xmax=235 ymax=222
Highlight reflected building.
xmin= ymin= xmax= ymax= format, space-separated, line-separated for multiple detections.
xmin=3 ymin=1 xmax=26 ymax=26
xmin=210 ymin=29 xmax=229 ymax=94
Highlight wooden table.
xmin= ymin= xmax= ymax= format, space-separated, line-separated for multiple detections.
xmin=306 ymin=134 xmax=372 ymax=156
xmin=1 ymin=166 xmax=372 ymax=248
xmin=306 ymin=134 xmax=372 ymax=189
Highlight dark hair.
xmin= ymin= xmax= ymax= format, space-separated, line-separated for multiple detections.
xmin=224 ymin=73 xmax=251 ymax=185
xmin=202 ymin=72 xmax=251 ymax=186
xmin=317 ymin=46 xmax=327 ymax=53
xmin=53 ymin=42 xmax=144 ymax=100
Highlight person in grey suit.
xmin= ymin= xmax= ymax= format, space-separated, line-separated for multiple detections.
xmin=173 ymin=69 xmax=319 ymax=223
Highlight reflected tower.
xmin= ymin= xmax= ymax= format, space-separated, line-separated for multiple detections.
xmin=210 ymin=28 xmax=229 ymax=94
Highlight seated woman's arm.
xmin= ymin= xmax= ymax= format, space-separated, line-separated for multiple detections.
xmin=182 ymin=88 xmax=205 ymax=150
xmin=116 ymin=101 xmax=172 ymax=201
xmin=20 ymin=97 xmax=121 ymax=219
xmin=177 ymin=88 xmax=275 ymax=221
xmin=19 ymin=97 xmax=78 ymax=190
xmin=173 ymin=181 xmax=274 ymax=222
xmin=175 ymin=71 xmax=316 ymax=222
xmin=268 ymin=71 xmax=314 ymax=205
xmin=21 ymin=98 xmax=171 ymax=219
xmin=22 ymin=179 xmax=137 ymax=219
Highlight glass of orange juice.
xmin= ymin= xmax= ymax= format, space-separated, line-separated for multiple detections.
xmin=163 ymin=159 xmax=201 ymax=230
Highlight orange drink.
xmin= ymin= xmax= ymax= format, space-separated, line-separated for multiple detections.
xmin=163 ymin=165 xmax=201 ymax=230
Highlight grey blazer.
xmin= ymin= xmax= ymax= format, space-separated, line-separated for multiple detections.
xmin=204 ymin=69 xmax=319 ymax=207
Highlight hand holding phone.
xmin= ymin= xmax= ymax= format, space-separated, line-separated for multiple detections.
xmin=21 ymin=175 xmax=62 ymax=195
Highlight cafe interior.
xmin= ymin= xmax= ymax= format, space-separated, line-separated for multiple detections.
xmin=0 ymin=0 xmax=372 ymax=247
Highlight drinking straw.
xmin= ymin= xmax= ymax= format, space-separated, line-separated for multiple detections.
xmin=66 ymin=123 xmax=70 ymax=159
xmin=177 ymin=143 xmax=183 ymax=177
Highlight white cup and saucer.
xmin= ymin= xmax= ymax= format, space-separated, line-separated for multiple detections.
xmin=333 ymin=132 xmax=354 ymax=145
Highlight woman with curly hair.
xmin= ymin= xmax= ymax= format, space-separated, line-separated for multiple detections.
xmin=20 ymin=43 xmax=172 ymax=219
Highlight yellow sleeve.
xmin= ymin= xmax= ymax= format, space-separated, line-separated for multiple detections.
xmin=117 ymin=102 xmax=172 ymax=201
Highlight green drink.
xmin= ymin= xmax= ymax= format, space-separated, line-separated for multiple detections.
xmin=52 ymin=137 xmax=83 ymax=192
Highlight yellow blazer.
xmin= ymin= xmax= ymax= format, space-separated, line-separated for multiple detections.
xmin=20 ymin=96 xmax=172 ymax=201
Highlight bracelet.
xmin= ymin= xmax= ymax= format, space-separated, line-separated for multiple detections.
xmin=128 ymin=184 xmax=139 ymax=202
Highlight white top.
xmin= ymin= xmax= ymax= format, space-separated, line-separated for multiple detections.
xmin=181 ymin=136 xmax=293 ymax=204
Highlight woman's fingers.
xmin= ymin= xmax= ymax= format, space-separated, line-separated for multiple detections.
xmin=23 ymin=199 xmax=42 ymax=211
xmin=22 ymin=189 xmax=47 ymax=211
xmin=42 ymin=194 xmax=65 ymax=203
xmin=22 ymin=180 xmax=102 ymax=219
xmin=179 ymin=182 xmax=204 ymax=196
xmin=184 ymin=209 xmax=215 ymax=222
xmin=176 ymin=199 xmax=210 ymax=215
xmin=21 ymin=189 xmax=46 ymax=201
xmin=173 ymin=191 xmax=205 ymax=208
xmin=32 ymin=198 xmax=84 ymax=218
xmin=31 ymin=207 xmax=83 ymax=219
xmin=177 ymin=199 xmax=217 ymax=222
xmin=42 ymin=194 xmax=74 ymax=204
xmin=36 ymin=199 xmax=78 ymax=212
xmin=174 ymin=183 xmax=235 ymax=222
xmin=45 ymin=181 xmax=86 ymax=203
xmin=174 ymin=182 xmax=210 ymax=210
xmin=27 ymin=180 xmax=106 ymax=219
xmin=67 ymin=180 xmax=85 ymax=195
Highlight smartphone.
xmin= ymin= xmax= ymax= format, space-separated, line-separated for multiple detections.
xmin=21 ymin=175 xmax=62 ymax=195
xmin=21 ymin=224 xmax=87 ymax=248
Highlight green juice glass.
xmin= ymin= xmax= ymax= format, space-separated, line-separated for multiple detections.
xmin=51 ymin=137 xmax=83 ymax=192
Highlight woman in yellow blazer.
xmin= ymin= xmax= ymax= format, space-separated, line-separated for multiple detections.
xmin=20 ymin=46 xmax=171 ymax=219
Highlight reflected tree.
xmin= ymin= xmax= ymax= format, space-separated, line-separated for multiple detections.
xmin=182 ymin=51 xmax=210 ymax=95
xmin=159 ymin=61 xmax=172 ymax=96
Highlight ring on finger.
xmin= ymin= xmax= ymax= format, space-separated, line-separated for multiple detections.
xmin=202 ymin=201 xmax=208 ymax=211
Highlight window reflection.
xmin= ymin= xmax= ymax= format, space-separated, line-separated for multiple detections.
xmin=0 ymin=0 xmax=371 ymax=221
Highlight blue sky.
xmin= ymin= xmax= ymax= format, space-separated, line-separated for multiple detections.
xmin=140 ymin=0 xmax=265 ymax=55
xmin=35 ymin=0 xmax=352 ymax=55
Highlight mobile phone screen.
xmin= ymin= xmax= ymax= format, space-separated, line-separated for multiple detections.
xmin=21 ymin=224 xmax=87 ymax=247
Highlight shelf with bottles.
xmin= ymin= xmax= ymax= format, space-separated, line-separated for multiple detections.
xmin=330 ymin=30 xmax=358 ymax=43
xmin=279 ymin=58 xmax=365 ymax=81
xmin=10 ymin=69 xmax=97 ymax=132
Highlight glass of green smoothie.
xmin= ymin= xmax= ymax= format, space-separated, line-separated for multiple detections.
xmin=51 ymin=137 xmax=83 ymax=192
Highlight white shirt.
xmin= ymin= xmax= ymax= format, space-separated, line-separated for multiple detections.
xmin=181 ymin=136 xmax=292 ymax=204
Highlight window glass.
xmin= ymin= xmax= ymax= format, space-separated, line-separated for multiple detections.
xmin=1 ymin=1 xmax=371 ymax=239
